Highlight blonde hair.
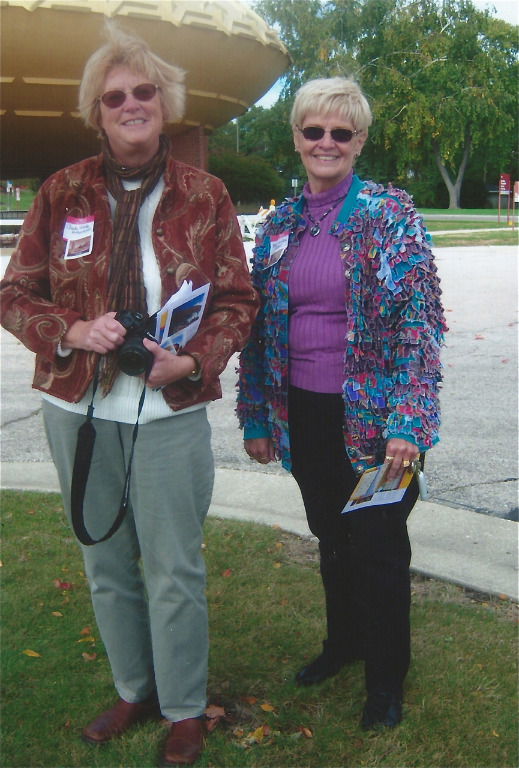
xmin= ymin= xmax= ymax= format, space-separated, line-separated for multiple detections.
xmin=290 ymin=77 xmax=372 ymax=133
xmin=79 ymin=22 xmax=185 ymax=135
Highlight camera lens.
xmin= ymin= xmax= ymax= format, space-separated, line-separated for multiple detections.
xmin=118 ymin=339 xmax=154 ymax=376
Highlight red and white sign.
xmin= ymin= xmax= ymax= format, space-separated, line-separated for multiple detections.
xmin=499 ymin=173 xmax=510 ymax=194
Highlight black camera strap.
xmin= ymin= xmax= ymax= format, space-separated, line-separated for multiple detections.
xmin=70 ymin=359 xmax=147 ymax=545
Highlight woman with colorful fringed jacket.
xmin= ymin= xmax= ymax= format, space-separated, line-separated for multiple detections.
xmin=237 ymin=76 xmax=447 ymax=731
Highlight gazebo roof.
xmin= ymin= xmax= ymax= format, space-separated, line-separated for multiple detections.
xmin=1 ymin=0 xmax=290 ymax=178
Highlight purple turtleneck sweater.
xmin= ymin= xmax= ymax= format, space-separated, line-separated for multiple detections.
xmin=288 ymin=172 xmax=353 ymax=393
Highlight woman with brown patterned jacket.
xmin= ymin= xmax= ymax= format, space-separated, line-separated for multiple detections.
xmin=0 ymin=25 xmax=257 ymax=767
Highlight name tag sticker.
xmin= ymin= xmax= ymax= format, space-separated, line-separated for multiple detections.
xmin=261 ymin=230 xmax=289 ymax=270
xmin=63 ymin=215 xmax=94 ymax=259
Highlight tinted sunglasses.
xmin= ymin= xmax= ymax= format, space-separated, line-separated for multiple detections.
xmin=98 ymin=83 xmax=160 ymax=109
xmin=297 ymin=125 xmax=358 ymax=143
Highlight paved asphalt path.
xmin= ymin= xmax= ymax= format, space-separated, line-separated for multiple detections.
xmin=1 ymin=245 xmax=518 ymax=521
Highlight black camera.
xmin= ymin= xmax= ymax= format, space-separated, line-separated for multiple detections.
xmin=115 ymin=309 xmax=156 ymax=376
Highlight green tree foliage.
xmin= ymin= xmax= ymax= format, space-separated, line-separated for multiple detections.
xmin=208 ymin=150 xmax=285 ymax=207
xmin=253 ymin=0 xmax=518 ymax=208
xmin=209 ymin=102 xmax=306 ymax=200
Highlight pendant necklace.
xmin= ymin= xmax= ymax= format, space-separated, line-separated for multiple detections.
xmin=305 ymin=193 xmax=347 ymax=237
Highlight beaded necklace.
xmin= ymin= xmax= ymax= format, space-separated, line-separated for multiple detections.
xmin=305 ymin=193 xmax=347 ymax=237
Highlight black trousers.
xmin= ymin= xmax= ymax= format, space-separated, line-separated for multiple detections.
xmin=288 ymin=385 xmax=419 ymax=694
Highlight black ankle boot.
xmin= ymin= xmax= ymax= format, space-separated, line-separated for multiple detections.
xmin=361 ymin=690 xmax=403 ymax=730
xmin=295 ymin=641 xmax=362 ymax=686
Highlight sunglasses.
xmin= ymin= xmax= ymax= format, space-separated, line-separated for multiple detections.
xmin=98 ymin=83 xmax=160 ymax=109
xmin=297 ymin=125 xmax=358 ymax=143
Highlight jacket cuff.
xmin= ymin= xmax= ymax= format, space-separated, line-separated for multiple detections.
xmin=244 ymin=425 xmax=269 ymax=441
xmin=387 ymin=433 xmax=419 ymax=446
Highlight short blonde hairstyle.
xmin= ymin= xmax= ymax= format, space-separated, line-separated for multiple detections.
xmin=290 ymin=77 xmax=372 ymax=133
xmin=79 ymin=22 xmax=185 ymax=135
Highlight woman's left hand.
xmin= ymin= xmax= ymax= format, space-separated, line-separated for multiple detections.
xmin=142 ymin=338 xmax=198 ymax=389
xmin=384 ymin=437 xmax=419 ymax=480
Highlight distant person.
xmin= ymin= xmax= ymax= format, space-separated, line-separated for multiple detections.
xmin=237 ymin=76 xmax=446 ymax=730
xmin=0 ymin=24 xmax=257 ymax=766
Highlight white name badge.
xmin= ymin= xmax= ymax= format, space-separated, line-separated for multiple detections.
xmin=261 ymin=230 xmax=289 ymax=270
xmin=63 ymin=215 xmax=94 ymax=259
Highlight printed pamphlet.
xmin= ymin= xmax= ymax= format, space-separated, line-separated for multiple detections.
xmin=153 ymin=281 xmax=209 ymax=353
xmin=342 ymin=462 xmax=414 ymax=513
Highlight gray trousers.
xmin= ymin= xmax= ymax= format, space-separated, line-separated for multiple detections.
xmin=42 ymin=399 xmax=214 ymax=722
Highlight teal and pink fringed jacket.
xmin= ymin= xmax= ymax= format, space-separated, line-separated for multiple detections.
xmin=236 ymin=175 xmax=447 ymax=474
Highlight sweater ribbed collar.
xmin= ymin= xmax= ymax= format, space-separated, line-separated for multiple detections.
xmin=302 ymin=171 xmax=354 ymax=212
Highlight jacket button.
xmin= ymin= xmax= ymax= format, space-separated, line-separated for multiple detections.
xmin=156 ymin=227 xmax=164 ymax=237
xmin=166 ymin=266 xmax=175 ymax=275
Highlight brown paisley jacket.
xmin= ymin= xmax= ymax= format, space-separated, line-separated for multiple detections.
xmin=0 ymin=152 xmax=258 ymax=411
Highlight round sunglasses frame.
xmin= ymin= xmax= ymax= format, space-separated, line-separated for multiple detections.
xmin=97 ymin=83 xmax=160 ymax=109
xmin=297 ymin=125 xmax=358 ymax=143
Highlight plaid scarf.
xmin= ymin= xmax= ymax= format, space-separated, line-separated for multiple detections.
xmin=99 ymin=133 xmax=170 ymax=392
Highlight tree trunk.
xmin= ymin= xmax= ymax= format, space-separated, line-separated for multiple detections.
xmin=432 ymin=128 xmax=472 ymax=209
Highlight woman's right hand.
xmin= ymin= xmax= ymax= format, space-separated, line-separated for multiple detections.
xmin=61 ymin=312 xmax=126 ymax=354
xmin=244 ymin=437 xmax=277 ymax=465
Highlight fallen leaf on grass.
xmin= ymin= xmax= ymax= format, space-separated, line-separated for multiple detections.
xmin=250 ymin=725 xmax=269 ymax=743
xmin=22 ymin=649 xmax=41 ymax=658
xmin=77 ymin=636 xmax=95 ymax=644
xmin=82 ymin=652 xmax=97 ymax=662
xmin=53 ymin=578 xmax=71 ymax=590
xmin=80 ymin=627 xmax=92 ymax=636
xmin=204 ymin=705 xmax=226 ymax=732
xmin=221 ymin=568 xmax=232 ymax=578
xmin=298 ymin=726 xmax=313 ymax=738
xmin=241 ymin=696 xmax=257 ymax=704
xmin=51 ymin=611 xmax=63 ymax=617
xmin=260 ymin=702 xmax=275 ymax=712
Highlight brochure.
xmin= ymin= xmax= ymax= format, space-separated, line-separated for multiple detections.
xmin=154 ymin=281 xmax=209 ymax=353
xmin=342 ymin=462 xmax=414 ymax=513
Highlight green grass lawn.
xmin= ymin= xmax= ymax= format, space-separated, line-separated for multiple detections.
xmin=1 ymin=490 xmax=517 ymax=768
xmin=0 ymin=188 xmax=34 ymax=213
xmin=423 ymin=216 xmax=518 ymax=246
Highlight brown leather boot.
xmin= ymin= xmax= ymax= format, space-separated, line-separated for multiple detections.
xmin=82 ymin=693 xmax=161 ymax=744
xmin=160 ymin=717 xmax=206 ymax=766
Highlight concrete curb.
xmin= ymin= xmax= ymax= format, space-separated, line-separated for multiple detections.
xmin=2 ymin=462 xmax=517 ymax=602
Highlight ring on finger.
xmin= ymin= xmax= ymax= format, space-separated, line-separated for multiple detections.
xmin=385 ymin=455 xmax=394 ymax=461
xmin=402 ymin=460 xmax=411 ymax=468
